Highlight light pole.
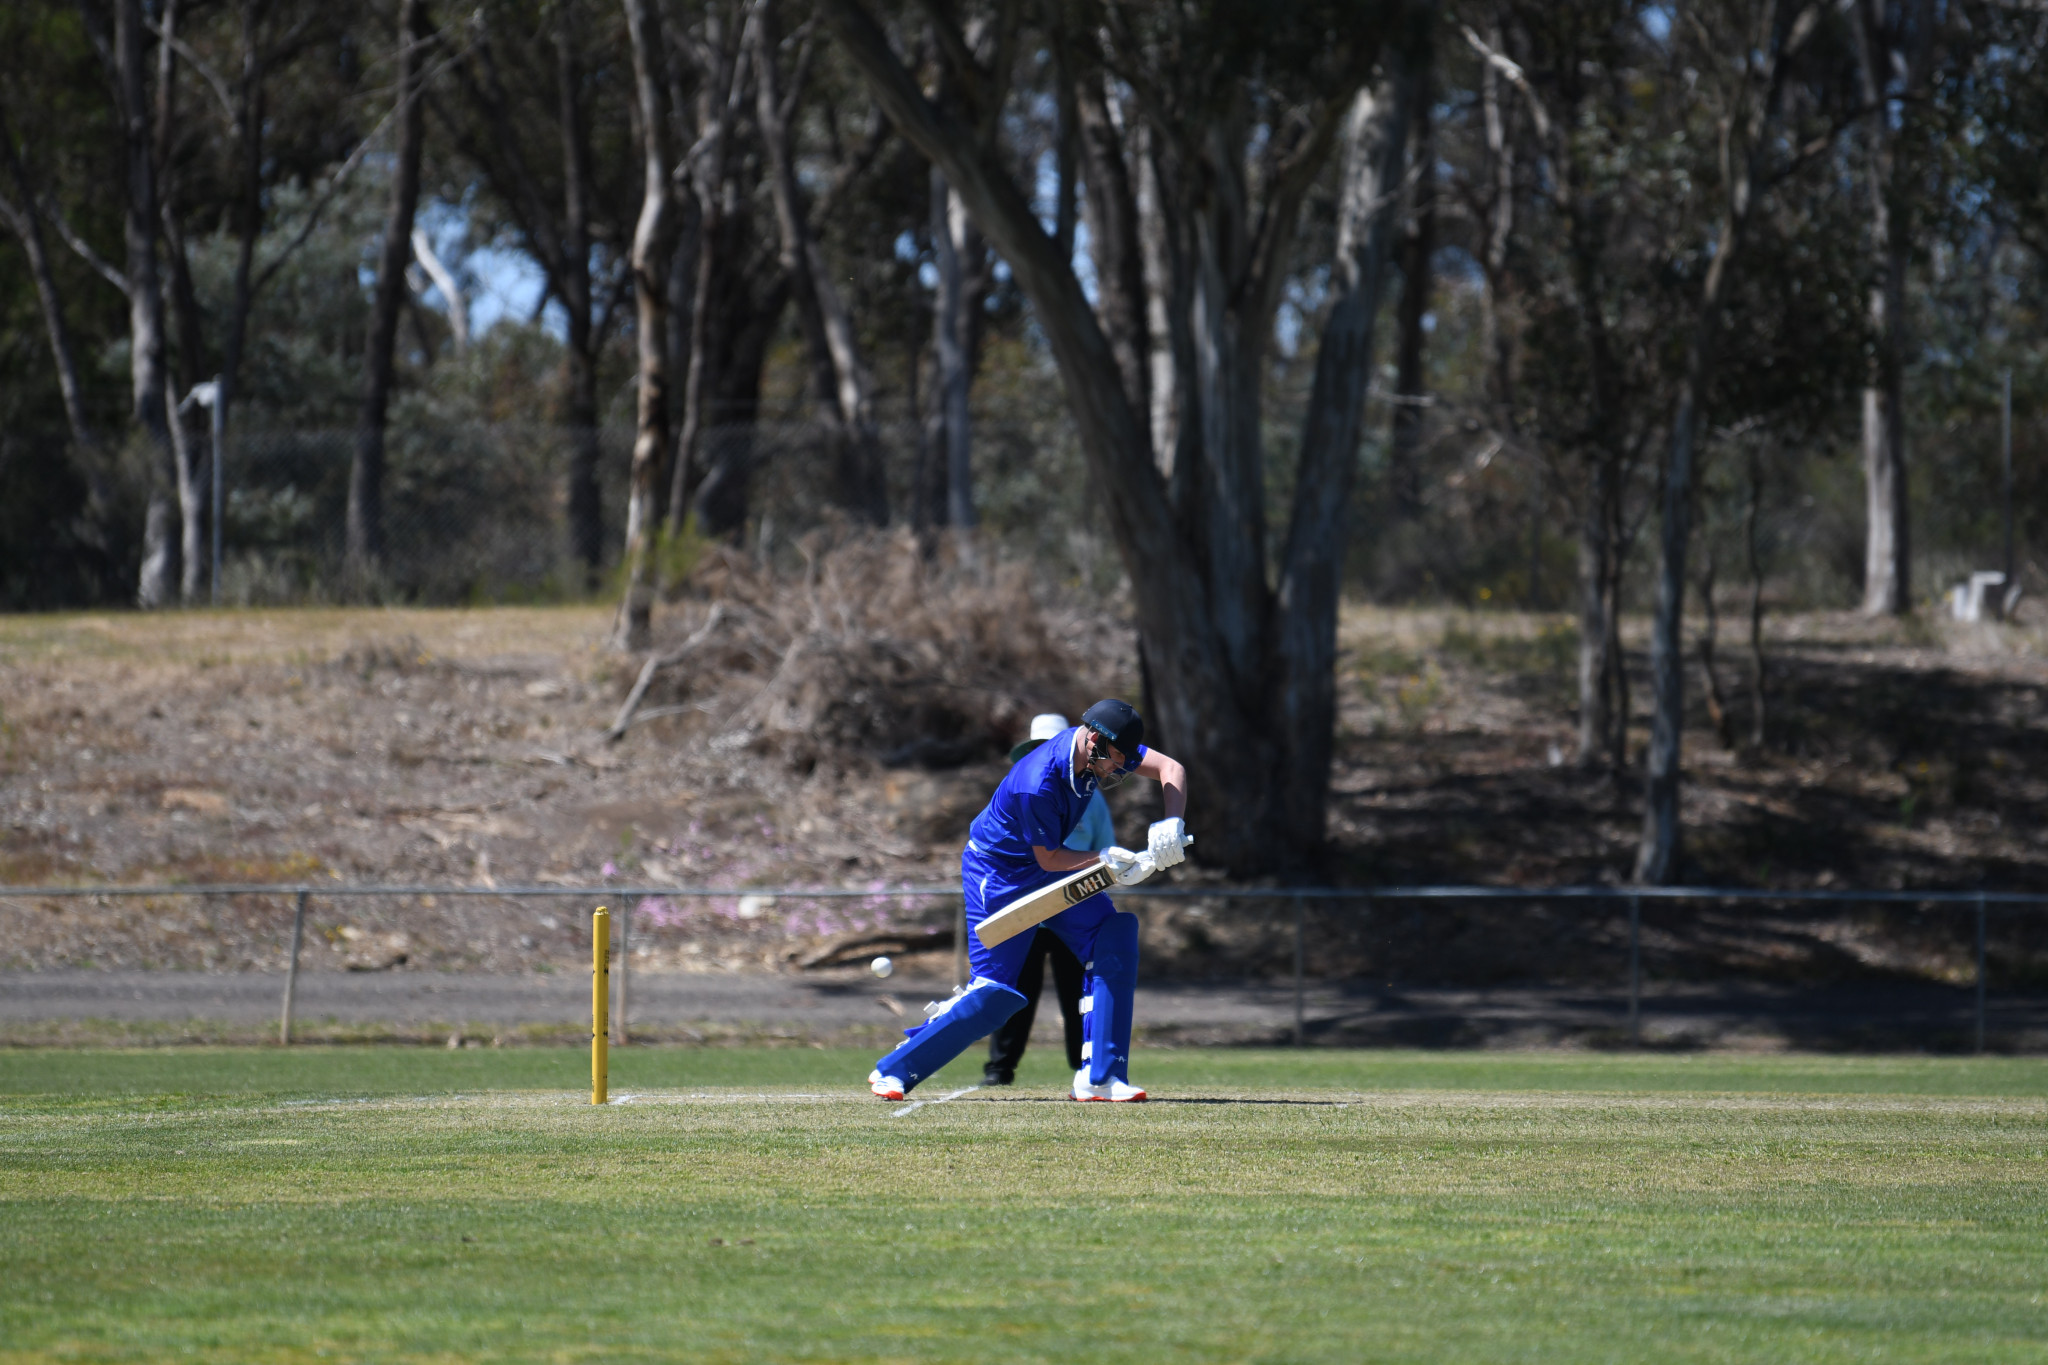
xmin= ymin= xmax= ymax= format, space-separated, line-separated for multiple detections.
xmin=184 ymin=379 xmax=225 ymax=607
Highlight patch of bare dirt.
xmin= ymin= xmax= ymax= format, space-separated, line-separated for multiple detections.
xmin=0 ymin=537 xmax=1125 ymax=977
xmin=3 ymin=568 xmax=2046 ymax=997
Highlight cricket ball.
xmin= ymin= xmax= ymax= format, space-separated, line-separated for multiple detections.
xmin=870 ymin=955 xmax=894 ymax=979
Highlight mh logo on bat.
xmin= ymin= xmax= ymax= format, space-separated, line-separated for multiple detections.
xmin=1066 ymin=869 xmax=1114 ymax=904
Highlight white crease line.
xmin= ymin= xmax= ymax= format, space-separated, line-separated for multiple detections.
xmin=255 ymin=1091 xmax=860 ymax=1116
xmin=892 ymin=1084 xmax=982 ymax=1117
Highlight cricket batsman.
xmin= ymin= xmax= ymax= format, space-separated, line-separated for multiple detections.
xmin=868 ymin=699 xmax=1188 ymax=1102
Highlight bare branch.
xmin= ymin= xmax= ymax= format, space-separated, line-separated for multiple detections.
xmin=410 ymin=226 xmax=468 ymax=352
xmin=605 ymin=605 xmax=727 ymax=741
xmin=145 ymin=17 xmax=236 ymax=125
xmin=254 ymin=31 xmax=461 ymax=295
xmin=777 ymin=22 xmax=815 ymax=128
xmin=42 ymin=196 xmax=129 ymax=292
xmin=1459 ymin=24 xmax=1552 ymax=142
xmin=914 ymin=0 xmax=994 ymax=118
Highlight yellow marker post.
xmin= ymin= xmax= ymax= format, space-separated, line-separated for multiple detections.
xmin=591 ymin=906 xmax=610 ymax=1104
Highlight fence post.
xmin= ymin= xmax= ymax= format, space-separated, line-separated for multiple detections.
xmin=1293 ymin=894 xmax=1306 ymax=1048
xmin=1627 ymin=894 xmax=1641 ymax=1047
xmin=955 ymin=896 xmax=968 ymax=989
xmin=1976 ymin=892 xmax=1988 ymax=1055
xmin=614 ymin=901 xmax=629 ymax=1047
xmin=279 ymin=888 xmax=307 ymax=1046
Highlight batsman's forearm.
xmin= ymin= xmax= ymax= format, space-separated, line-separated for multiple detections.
xmin=1155 ymin=756 xmax=1187 ymax=819
xmin=1032 ymin=845 xmax=1097 ymax=872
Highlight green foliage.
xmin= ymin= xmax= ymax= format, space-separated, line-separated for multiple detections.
xmin=3 ymin=0 xmax=2048 ymax=617
xmin=654 ymin=515 xmax=713 ymax=591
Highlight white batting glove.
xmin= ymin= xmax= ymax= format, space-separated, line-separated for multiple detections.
xmin=1147 ymin=817 xmax=1189 ymax=868
xmin=1099 ymin=846 xmax=1157 ymax=887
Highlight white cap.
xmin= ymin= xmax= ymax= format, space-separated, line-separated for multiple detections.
xmin=1028 ymin=713 xmax=1069 ymax=742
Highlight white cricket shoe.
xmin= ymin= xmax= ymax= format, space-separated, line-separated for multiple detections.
xmin=869 ymin=1069 xmax=905 ymax=1101
xmin=1071 ymin=1068 xmax=1146 ymax=1102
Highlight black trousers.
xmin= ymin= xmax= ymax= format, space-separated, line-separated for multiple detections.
xmin=984 ymin=927 xmax=1087 ymax=1081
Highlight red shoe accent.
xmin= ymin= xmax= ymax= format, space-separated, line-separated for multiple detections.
xmin=871 ymin=1082 xmax=905 ymax=1101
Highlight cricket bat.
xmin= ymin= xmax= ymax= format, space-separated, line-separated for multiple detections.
xmin=974 ymin=836 xmax=1191 ymax=948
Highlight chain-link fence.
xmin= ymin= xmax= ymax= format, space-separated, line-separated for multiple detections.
xmin=4 ymin=882 xmax=2044 ymax=1054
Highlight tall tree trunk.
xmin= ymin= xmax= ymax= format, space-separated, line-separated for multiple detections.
xmin=1636 ymin=362 xmax=1708 ymax=883
xmin=556 ymin=0 xmax=603 ymax=583
xmin=167 ymin=354 xmax=203 ymax=603
xmin=752 ymin=4 xmax=887 ymax=526
xmin=1273 ymin=75 xmax=1412 ymax=846
xmin=910 ymin=334 xmax=938 ymax=534
xmin=1696 ymin=546 xmax=1732 ymax=750
xmin=1477 ymin=38 xmax=1518 ymax=435
xmin=0 ymin=107 xmax=100 ymax=479
xmin=1857 ymin=227 xmax=1909 ymax=615
xmin=153 ymin=0 xmax=208 ymax=605
xmin=1745 ymin=441 xmax=1767 ymax=749
xmin=1050 ymin=33 xmax=1078 ymax=262
xmin=669 ymin=3 xmax=747 ymax=537
xmin=1576 ymin=454 xmax=1614 ymax=765
xmin=1636 ymin=8 xmax=1812 ymax=882
xmin=1603 ymin=504 xmax=1629 ymax=774
xmin=1074 ymin=71 xmax=1150 ymax=435
xmin=161 ymin=211 xmax=206 ymax=604
xmin=1134 ymin=125 xmax=1184 ymax=478
xmin=350 ymin=0 xmax=425 ymax=584
xmin=668 ymin=191 xmax=720 ymax=537
xmin=1562 ymin=144 xmax=1627 ymax=769
xmin=930 ymin=168 xmax=975 ymax=533
xmin=662 ymin=193 xmax=698 ymax=501
xmin=107 ymin=0 xmax=178 ymax=607
xmin=1853 ymin=0 xmax=1914 ymax=617
xmin=689 ymin=272 xmax=788 ymax=537
xmin=821 ymin=0 xmax=1402 ymax=872
xmin=615 ymin=0 xmax=674 ymax=651
xmin=1388 ymin=54 xmax=1434 ymax=518
xmin=220 ymin=0 xmax=272 ymax=480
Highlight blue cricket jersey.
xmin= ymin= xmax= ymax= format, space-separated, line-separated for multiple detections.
xmin=965 ymin=726 xmax=1145 ymax=886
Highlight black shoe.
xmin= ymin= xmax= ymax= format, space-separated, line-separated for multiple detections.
xmin=982 ymin=1068 xmax=1014 ymax=1086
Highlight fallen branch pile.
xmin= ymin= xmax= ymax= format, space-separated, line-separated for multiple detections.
xmin=604 ymin=530 xmax=1121 ymax=772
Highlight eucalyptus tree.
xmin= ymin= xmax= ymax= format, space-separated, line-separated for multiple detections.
xmin=1632 ymin=0 xmax=1851 ymax=881
xmin=1450 ymin=2 xmax=1672 ymax=775
xmin=353 ymin=0 xmax=431 ymax=580
xmin=80 ymin=0 xmax=180 ymax=606
xmin=616 ymin=0 xmax=677 ymax=650
xmin=665 ymin=0 xmax=791 ymax=541
xmin=821 ymin=0 xmax=1424 ymax=873
xmin=752 ymin=0 xmax=891 ymax=525
xmin=437 ymin=0 xmax=640 ymax=584
xmin=0 ymin=101 xmax=99 ymax=464
xmin=1849 ymin=0 xmax=1951 ymax=616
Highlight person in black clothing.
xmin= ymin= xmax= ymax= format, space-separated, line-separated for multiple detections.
xmin=984 ymin=928 xmax=1087 ymax=1084
xmin=982 ymin=714 xmax=1096 ymax=1086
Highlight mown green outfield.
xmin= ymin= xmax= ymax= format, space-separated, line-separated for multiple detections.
xmin=4 ymin=1048 xmax=2046 ymax=1363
